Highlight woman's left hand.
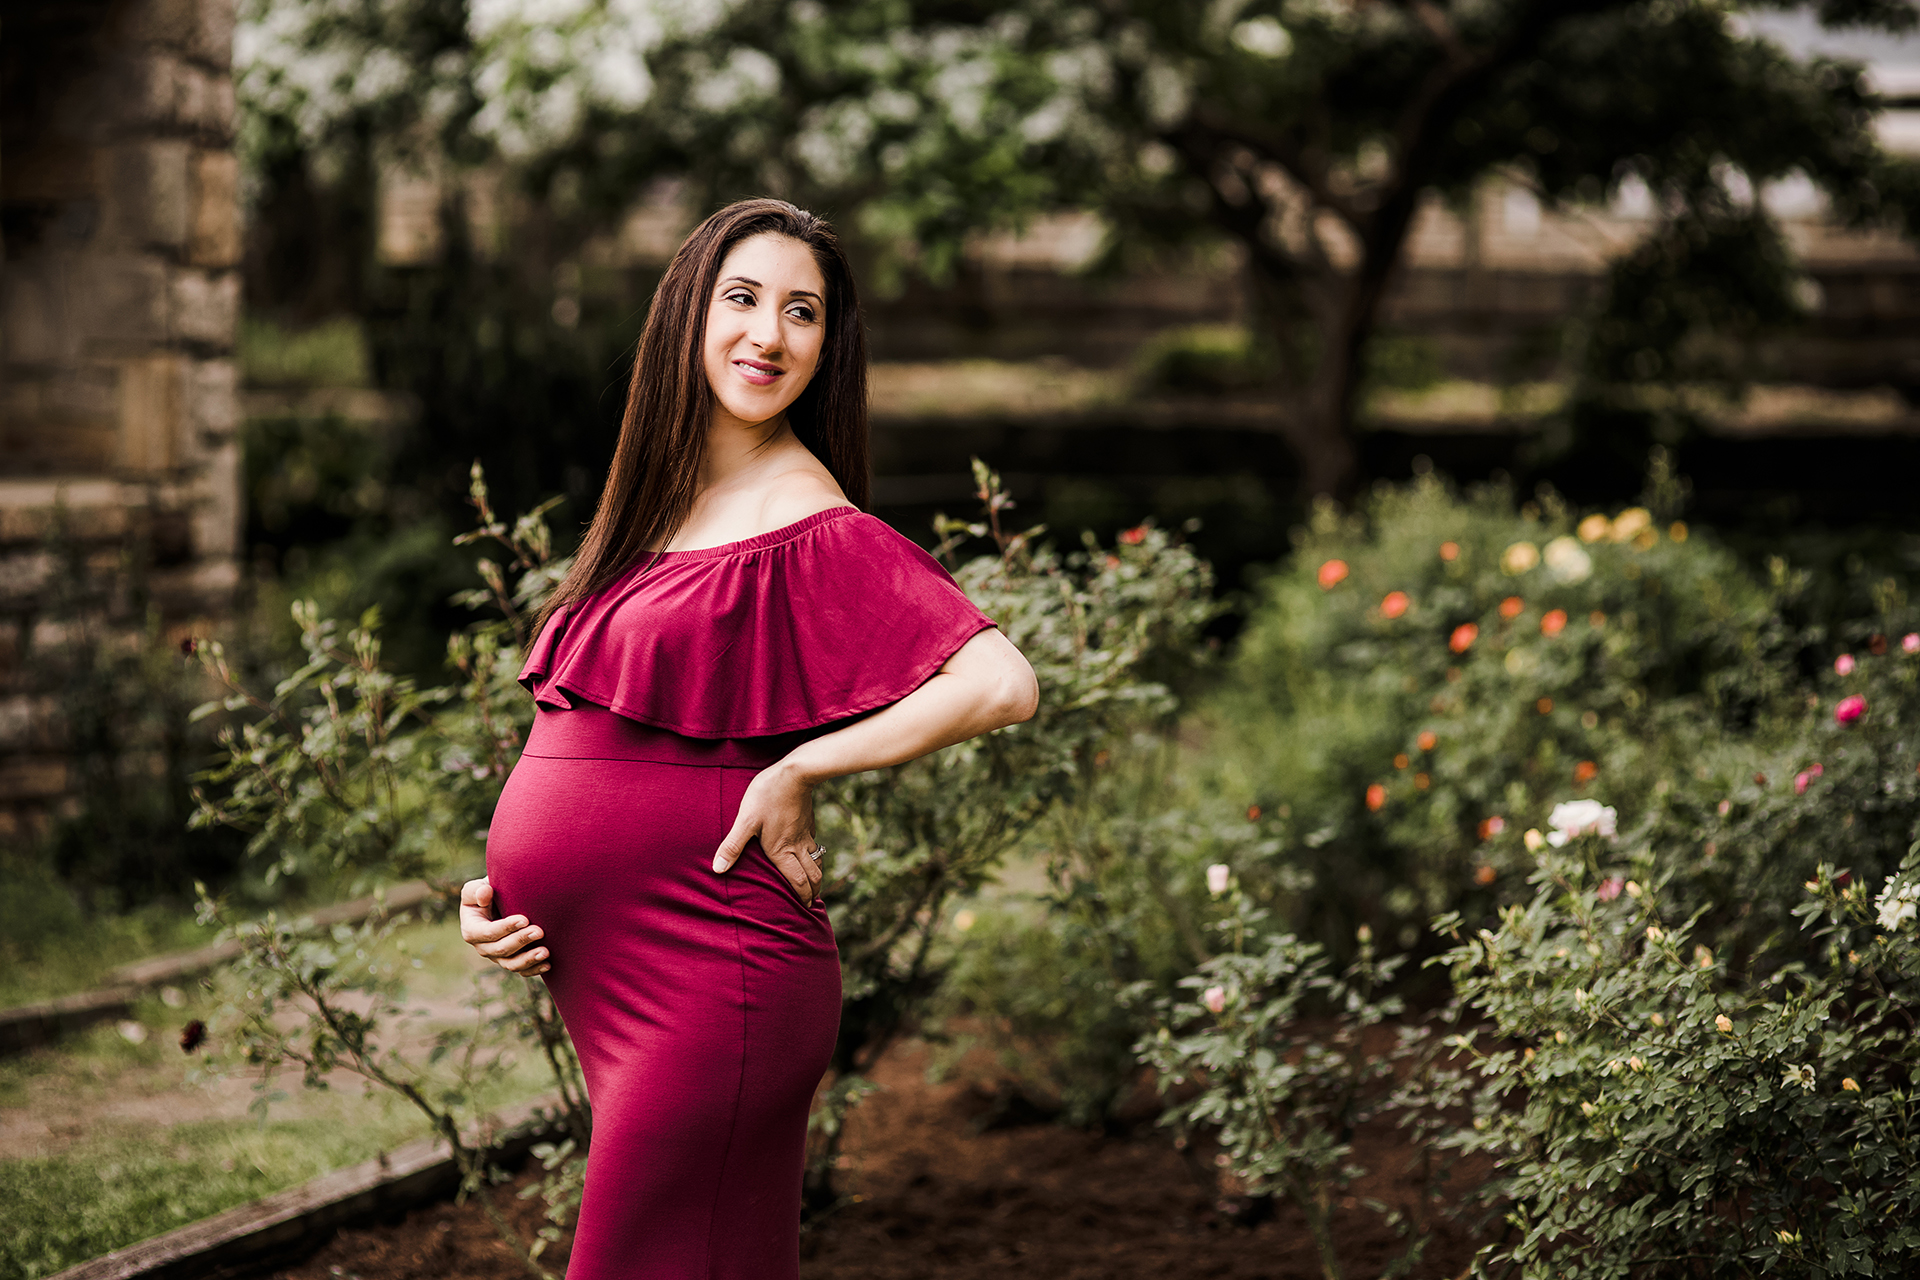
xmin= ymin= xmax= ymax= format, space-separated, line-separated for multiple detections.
xmin=712 ymin=760 xmax=823 ymax=902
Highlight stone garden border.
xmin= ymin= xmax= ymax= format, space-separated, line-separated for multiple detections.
xmin=47 ymin=1098 xmax=560 ymax=1280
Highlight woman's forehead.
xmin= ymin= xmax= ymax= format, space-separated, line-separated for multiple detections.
xmin=716 ymin=232 xmax=825 ymax=296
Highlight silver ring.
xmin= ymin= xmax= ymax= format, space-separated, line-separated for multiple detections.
xmin=808 ymin=846 xmax=824 ymax=863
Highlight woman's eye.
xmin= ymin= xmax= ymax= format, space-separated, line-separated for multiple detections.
xmin=724 ymin=289 xmax=755 ymax=306
xmin=787 ymin=305 xmax=817 ymax=323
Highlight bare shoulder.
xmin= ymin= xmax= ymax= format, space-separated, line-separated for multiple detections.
xmin=758 ymin=465 xmax=854 ymax=531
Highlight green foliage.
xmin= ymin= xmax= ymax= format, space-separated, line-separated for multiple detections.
xmin=1139 ymin=880 xmax=1458 ymax=1280
xmin=1129 ymin=471 xmax=1919 ymax=1276
xmin=803 ymin=459 xmax=1219 ymax=1195
xmin=1437 ymin=840 xmax=1920 ymax=1278
xmin=1212 ymin=469 xmax=1778 ymax=953
xmin=239 ymin=316 xmax=373 ymax=388
xmin=1133 ymin=324 xmax=1273 ymax=395
xmin=936 ymin=743 xmax=1275 ymax=1128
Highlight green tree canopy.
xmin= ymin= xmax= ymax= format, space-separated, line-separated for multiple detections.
xmin=243 ymin=0 xmax=1920 ymax=494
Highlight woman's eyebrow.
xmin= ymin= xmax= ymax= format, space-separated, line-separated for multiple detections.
xmin=719 ymin=275 xmax=821 ymax=303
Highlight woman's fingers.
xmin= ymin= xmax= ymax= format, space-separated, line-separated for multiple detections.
xmin=458 ymin=876 xmax=550 ymax=971
xmin=477 ymin=923 xmax=545 ymax=959
xmin=496 ymin=944 xmax=550 ymax=975
xmin=713 ymin=811 xmax=758 ymax=873
xmin=766 ymin=842 xmax=823 ymax=901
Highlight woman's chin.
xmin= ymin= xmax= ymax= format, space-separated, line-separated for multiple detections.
xmin=713 ymin=395 xmax=793 ymax=430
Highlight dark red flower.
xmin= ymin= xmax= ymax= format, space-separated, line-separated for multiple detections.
xmin=180 ymin=1020 xmax=207 ymax=1054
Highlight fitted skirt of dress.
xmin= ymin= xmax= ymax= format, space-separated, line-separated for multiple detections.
xmin=485 ymin=702 xmax=842 ymax=1280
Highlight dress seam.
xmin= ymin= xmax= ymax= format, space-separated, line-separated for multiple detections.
xmin=517 ymin=750 xmax=766 ymax=769
xmin=706 ymin=773 xmax=753 ymax=1279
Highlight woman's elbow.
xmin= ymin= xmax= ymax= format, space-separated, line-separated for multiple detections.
xmin=997 ymin=659 xmax=1040 ymax=726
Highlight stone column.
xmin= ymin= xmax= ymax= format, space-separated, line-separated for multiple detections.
xmin=0 ymin=0 xmax=241 ymax=839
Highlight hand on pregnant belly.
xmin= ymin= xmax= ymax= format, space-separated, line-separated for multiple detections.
xmin=459 ymin=877 xmax=551 ymax=975
xmin=712 ymin=760 xmax=824 ymax=903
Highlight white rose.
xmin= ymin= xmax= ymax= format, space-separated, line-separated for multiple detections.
xmin=1547 ymin=800 xmax=1617 ymax=846
xmin=1206 ymin=863 xmax=1232 ymax=896
xmin=1875 ymin=877 xmax=1920 ymax=932
xmin=1544 ymin=536 xmax=1592 ymax=584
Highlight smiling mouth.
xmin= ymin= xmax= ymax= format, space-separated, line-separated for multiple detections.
xmin=734 ymin=359 xmax=783 ymax=378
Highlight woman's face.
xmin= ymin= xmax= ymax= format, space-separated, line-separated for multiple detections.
xmin=701 ymin=231 xmax=828 ymax=431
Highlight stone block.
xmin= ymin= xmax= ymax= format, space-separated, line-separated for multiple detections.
xmin=188 ymin=359 xmax=241 ymax=439
xmin=0 ymin=552 xmax=56 ymax=605
xmin=0 ymin=699 xmax=34 ymax=751
xmin=74 ymin=254 xmax=170 ymax=347
xmin=0 ymin=697 xmax=61 ymax=751
xmin=119 ymin=0 xmax=232 ymax=66
xmin=0 ymin=479 xmax=129 ymax=545
xmin=207 ymin=75 xmax=237 ymax=136
xmin=119 ymin=355 xmax=187 ymax=472
xmin=170 ymin=268 xmax=238 ymax=347
xmin=150 ymin=556 xmax=240 ymax=613
xmin=190 ymin=437 xmax=242 ymax=557
xmin=0 ymin=757 xmax=70 ymax=802
xmin=117 ymin=52 xmax=180 ymax=127
xmin=48 ymin=362 xmax=123 ymax=422
xmin=30 ymin=618 xmax=78 ymax=652
xmin=0 ymin=259 xmax=77 ymax=365
xmin=193 ymin=0 xmax=237 ymax=69
xmin=188 ymin=152 xmax=241 ymax=267
xmin=104 ymin=140 xmax=192 ymax=250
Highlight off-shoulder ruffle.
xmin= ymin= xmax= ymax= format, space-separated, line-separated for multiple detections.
xmin=518 ymin=509 xmax=997 ymax=739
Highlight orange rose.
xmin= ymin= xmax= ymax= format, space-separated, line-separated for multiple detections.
xmin=1416 ymin=730 xmax=1437 ymax=751
xmin=1366 ymin=783 xmax=1386 ymax=811
xmin=1449 ymin=623 xmax=1478 ymax=653
xmin=1380 ymin=590 xmax=1410 ymax=619
xmin=1499 ymin=596 xmax=1524 ymax=619
xmin=1540 ymin=609 xmax=1568 ymax=637
xmin=1318 ymin=559 xmax=1350 ymax=589
xmin=1574 ymin=760 xmax=1599 ymax=784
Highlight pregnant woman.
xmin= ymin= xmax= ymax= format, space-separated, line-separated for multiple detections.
xmin=458 ymin=198 xmax=1039 ymax=1280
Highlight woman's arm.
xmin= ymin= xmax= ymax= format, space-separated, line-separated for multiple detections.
xmin=710 ymin=627 xmax=1038 ymax=893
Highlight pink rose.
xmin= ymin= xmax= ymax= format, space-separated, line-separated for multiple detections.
xmin=1597 ymin=876 xmax=1625 ymax=902
xmin=1835 ymin=654 xmax=1857 ymax=676
xmin=1810 ymin=762 xmax=1823 ymax=777
xmin=1835 ymin=695 xmax=1867 ymax=725
xmin=1903 ymin=632 xmax=1920 ymax=654
xmin=1202 ymin=985 xmax=1227 ymax=1014
xmin=1795 ymin=772 xmax=1811 ymax=795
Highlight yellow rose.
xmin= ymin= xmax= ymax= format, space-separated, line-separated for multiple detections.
xmin=1502 ymin=541 xmax=1540 ymax=574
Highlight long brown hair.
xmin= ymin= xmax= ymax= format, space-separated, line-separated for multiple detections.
xmin=534 ymin=199 xmax=871 ymax=635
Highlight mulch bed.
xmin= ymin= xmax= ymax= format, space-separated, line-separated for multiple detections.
xmin=273 ymin=1040 xmax=1492 ymax=1280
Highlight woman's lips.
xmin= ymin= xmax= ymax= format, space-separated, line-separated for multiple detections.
xmin=734 ymin=359 xmax=783 ymax=387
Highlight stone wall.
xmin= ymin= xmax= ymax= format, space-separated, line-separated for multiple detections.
xmin=0 ymin=0 xmax=241 ymax=840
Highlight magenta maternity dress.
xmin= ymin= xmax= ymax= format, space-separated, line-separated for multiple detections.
xmin=485 ymin=508 xmax=995 ymax=1280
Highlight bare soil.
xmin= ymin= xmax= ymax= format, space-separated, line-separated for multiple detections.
xmin=276 ymin=1038 xmax=1492 ymax=1280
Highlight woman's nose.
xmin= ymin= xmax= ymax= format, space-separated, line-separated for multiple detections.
xmin=747 ymin=303 xmax=783 ymax=351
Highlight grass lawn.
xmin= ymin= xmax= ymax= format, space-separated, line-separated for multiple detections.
xmin=0 ymin=917 xmax=559 ymax=1280
xmin=0 ymin=900 xmax=220 ymax=1010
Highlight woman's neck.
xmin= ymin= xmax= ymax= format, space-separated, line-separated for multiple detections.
xmin=699 ymin=411 xmax=795 ymax=495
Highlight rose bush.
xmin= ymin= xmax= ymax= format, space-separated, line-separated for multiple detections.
xmin=1207 ymin=464 xmax=1920 ymax=966
xmin=1435 ymin=838 xmax=1920 ymax=1278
